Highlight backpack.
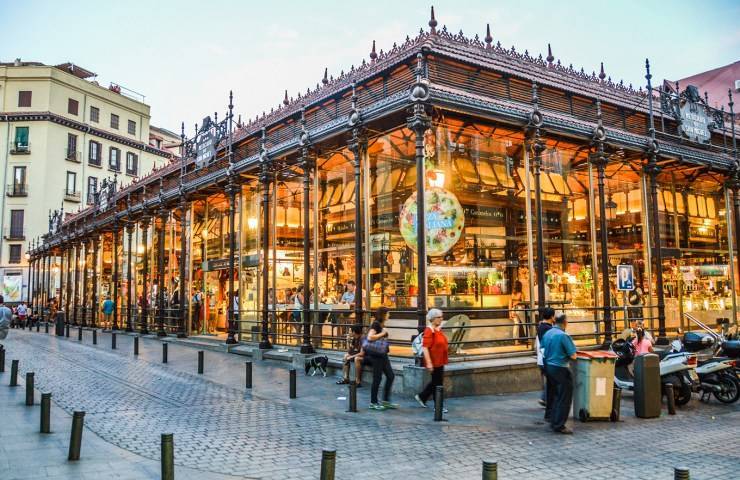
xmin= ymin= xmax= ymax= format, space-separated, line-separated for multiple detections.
xmin=412 ymin=327 xmax=435 ymax=357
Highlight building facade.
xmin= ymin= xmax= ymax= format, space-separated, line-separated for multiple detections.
xmin=0 ymin=60 xmax=172 ymax=303
xmin=30 ymin=14 xmax=739 ymax=358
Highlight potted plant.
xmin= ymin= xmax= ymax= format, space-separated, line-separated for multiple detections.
xmin=431 ymin=276 xmax=446 ymax=294
xmin=405 ymin=271 xmax=418 ymax=296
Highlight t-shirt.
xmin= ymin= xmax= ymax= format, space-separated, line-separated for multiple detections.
xmin=632 ymin=337 xmax=652 ymax=355
xmin=102 ymin=299 xmax=115 ymax=315
xmin=423 ymin=327 xmax=449 ymax=368
xmin=16 ymin=304 xmax=27 ymax=317
xmin=541 ymin=326 xmax=577 ymax=368
xmin=341 ymin=290 xmax=355 ymax=304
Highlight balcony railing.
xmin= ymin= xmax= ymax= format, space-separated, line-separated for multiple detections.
xmin=63 ymin=189 xmax=81 ymax=202
xmin=3 ymin=227 xmax=25 ymax=240
xmin=65 ymin=149 xmax=81 ymax=163
xmin=10 ymin=142 xmax=30 ymax=154
xmin=6 ymin=183 xmax=28 ymax=197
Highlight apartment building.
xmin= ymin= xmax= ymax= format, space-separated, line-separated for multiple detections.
xmin=0 ymin=59 xmax=172 ymax=303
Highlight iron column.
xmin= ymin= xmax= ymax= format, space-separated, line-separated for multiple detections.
xmin=140 ymin=216 xmax=151 ymax=335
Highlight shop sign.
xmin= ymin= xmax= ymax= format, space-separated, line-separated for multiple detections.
xmin=679 ymin=86 xmax=711 ymax=143
xmin=327 ymin=213 xmax=395 ymax=236
xmin=2 ymin=273 xmax=22 ymax=302
xmin=195 ymin=116 xmax=217 ymax=167
xmin=616 ymin=265 xmax=635 ymax=291
xmin=399 ymin=187 xmax=464 ymax=256
xmin=203 ymin=257 xmax=232 ymax=271
xmin=462 ymin=205 xmax=506 ymax=223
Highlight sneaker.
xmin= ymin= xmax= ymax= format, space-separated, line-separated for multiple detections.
xmin=382 ymin=401 xmax=399 ymax=409
xmin=368 ymin=403 xmax=386 ymax=411
xmin=414 ymin=394 xmax=428 ymax=408
xmin=336 ymin=379 xmax=350 ymax=385
xmin=538 ymin=399 xmax=547 ymax=408
xmin=553 ymin=427 xmax=573 ymax=435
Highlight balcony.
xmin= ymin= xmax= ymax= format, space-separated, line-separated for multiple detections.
xmin=65 ymin=149 xmax=81 ymax=163
xmin=10 ymin=142 xmax=30 ymax=154
xmin=63 ymin=189 xmax=81 ymax=203
xmin=6 ymin=183 xmax=28 ymax=197
xmin=4 ymin=227 xmax=25 ymax=240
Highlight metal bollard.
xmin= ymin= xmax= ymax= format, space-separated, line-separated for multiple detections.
xmin=10 ymin=359 xmax=19 ymax=386
xmin=289 ymin=368 xmax=296 ymax=398
xmin=319 ymin=449 xmax=336 ymax=480
xmin=65 ymin=324 xmax=70 ymax=337
xmin=40 ymin=393 xmax=52 ymax=433
xmin=674 ymin=467 xmax=690 ymax=480
xmin=78 ymin=326 xmax=83 ymax=341
xmin=664 ymin=383 xmax=676 ymax=415
xmin=348 ymin=381 xmax=357 ymax=413
xmin=93 ymin=329 xmax=97 ymax=345
xmin=134 ymin=336 xmax=139 ymax=355
xmin=482 ymin=460 xmax=498 ymax=480
xmin=111 ymin=332 xmax=117 ymax=350
xmin=28 ymin=321 xmax=32 ymax=331
xmin=197 ymin=350 xmax=204 ymax=374
xmin=162 ymin=343 xmax=168 ymax=363
xmin=0 ymin=346 xmax=5 ymax=372
xmin=25 ymin=372 xmax=35 ymax=405
xmin=611 ymin=387 xmax=622 ymax=422
xmin=245 ymin=361 xmax=252 ymax=389
xmin=434 ymin=385 xmax=444 ymax=421
xmin=161 ymin=433 xmax=174 ymax=480
xmin=45 ymin=322 xmax=49 ymax=334
xmin=36 ymin=322 xmax=40 ymax=332
xmin=68 ymin=411 xmax=85 ymax=461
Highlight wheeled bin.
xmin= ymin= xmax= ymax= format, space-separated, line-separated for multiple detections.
xmin=573 ymin=351 xmax=617 ymax=422
xmin=634 ymin=353 xmax=661 ymax=418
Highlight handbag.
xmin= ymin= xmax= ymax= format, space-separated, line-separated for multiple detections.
xmin=362 ymin=335 xmax=390 ymax=356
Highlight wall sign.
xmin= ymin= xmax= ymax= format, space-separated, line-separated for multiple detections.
xmin=195 ymin=116 xmax=217 ymax=167
xmin=399 ymin=187 xmax=465 ymax=256
xmin=679 ymin=86 xmax=712 ymax=144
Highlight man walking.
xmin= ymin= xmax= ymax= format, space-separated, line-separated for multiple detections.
xmin=102 ymin=296 xmax=115 ymax=328
xmin=0 ymin=296 xmax=12 ymax=343
xmin=541 ymin=313 xmax=577 ymax=434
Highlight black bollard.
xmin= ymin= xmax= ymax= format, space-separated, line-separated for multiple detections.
xmin=78 ymin=326 xmax=82 ymax=341
xmin=289 ymin=368 xmax=296 ymax=399
xmin=25 ymin=372 xmax=34 ymax=405
xmin=134 ymin=336 xmax=139 ymax=356
xmin=45 ymin=322 xmax=49 ymax=334
xmin=482 ymin=460 xmax=498 ymax=480
xmin=111 ymin=332 xmax=116 ymax=350
xmin=161 ymin=433 xmax=174 ymax=480
xmin=245 ymin=361 xmax=252 ymax=389
xmin=93 ymin=329 xmax=97 ymax=345
xmin=28 ymin=321 xmax=32 ymax=331
xmin=36 ymin=322 xmax=40 ymax=332
xmin=319 ymin=449 xmax=336 ymax=480
xmin=664 ymin=383 xmax=676 ymax=415
xmin=347 ymin=381 xmax=357 ymax=413
xmin=0 ymin=346 xmax=5 ymax=373
xmin=10 ymin=359 xmax=19 ymax=386
xmin=68 ymin=411 xmax=85 ymax=461
xmin=674 ymin=467 xmax=690 ymax=480
xmin=434 ymin=385 xmax=444 ymax=421
xmin=162 ymin=343 xmax=168 ymax=363
xmin=197 ymin=351 xmax=204 ymax=374
xmin=40 ymin=393 xmax=51 ymax=433
xmin=65 ymin=324 xmax=70 ymax=337
xmin=611 ymin=387 xmax=622 ymax=422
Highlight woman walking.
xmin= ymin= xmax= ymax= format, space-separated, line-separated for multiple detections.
xmin=365 ymin=307 xmax=396 ymax=411
xmin=415 ymin=308 xmax=449 ymax=411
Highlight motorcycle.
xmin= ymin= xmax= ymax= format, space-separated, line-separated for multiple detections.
xmin=611 ymin=338 xmax=699 ymax=406
xmin=671 ymin=332 xmax=740 ymax=404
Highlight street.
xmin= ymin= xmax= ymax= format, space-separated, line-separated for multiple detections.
xmin=1 ymin=329 xmax=739 ymax=479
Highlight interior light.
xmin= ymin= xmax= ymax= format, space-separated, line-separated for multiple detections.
xmin=247 ymin=218 xmax=258 ymax=230
xmin=429 ymin=170 xmax=445 ymax=188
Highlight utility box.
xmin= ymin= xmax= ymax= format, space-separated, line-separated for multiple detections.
xmin=55 ymin=312 xmax=65 ymax=337
xmin=634 ymin=353 xmax=661 ymax=418
xmin=573 ymin=351 xmax=617 ymax=421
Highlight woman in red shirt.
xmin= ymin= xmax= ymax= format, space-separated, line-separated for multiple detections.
xmin=415 ymin=308 xmax=449 ymax=409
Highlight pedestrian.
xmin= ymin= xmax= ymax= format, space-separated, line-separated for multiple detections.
xmin=0 ymin=295 xmax=11 ymax=343
xmin=365 ymin=306 xmax=396 ymax=410
xmin=541 ymin=313 xmax=577 ymax=434
xmin=509 ymin=281 xmax=525 ymax=344
xmin=536 ymin=307 xmax=556 ymax=409
xmin=16 ymin=301 xmax=28 ymax=328
xmin=191 ymin=288 xmax=203 ymax=334
xmin=414 ymin=308 xmax=449 ymax=412
xmin=101 ymin=295 xmax=115 ymax=328
xmin=631 ymin=327 xmax=654 ymax=355
xmin=336 ymin=325 xmax=365 ymax=386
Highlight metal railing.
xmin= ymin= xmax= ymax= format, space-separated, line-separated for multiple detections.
xmin=10 ymin=142 xmax=30 ymax=154
xmin=63 ymin=189 xmax=81 ymax=202
xmin=3 ymin=226 xmax=25 ymax=240
xmin=6 ymin=183 xmax=28 ymax=197
xmin=65 ymin=149 xmax=81 ymax=163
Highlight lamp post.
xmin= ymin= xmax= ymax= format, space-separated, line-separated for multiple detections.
xmin=24 ymin=250 xmax=31 ymax=303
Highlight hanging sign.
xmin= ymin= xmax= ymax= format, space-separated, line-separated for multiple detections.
xmin=399 ymin=187 xmax=465 ymax=256
xmin=679 ymin=86 xmax=711 ymax=144
xmin=195 ymin=116 xmax=216 ymax=167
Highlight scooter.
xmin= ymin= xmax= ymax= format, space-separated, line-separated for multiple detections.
xmin=611 ymin=338 xmax=699 ymax=406
xmin=671 ymin=331 xmax=739 ymax=404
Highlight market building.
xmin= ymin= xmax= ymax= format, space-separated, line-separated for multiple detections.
xmin=28 ymin=11 xmax=738 ymax=363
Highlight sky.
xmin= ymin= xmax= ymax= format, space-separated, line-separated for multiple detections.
xmin=2 ymin=0 xmax=739 ymax=134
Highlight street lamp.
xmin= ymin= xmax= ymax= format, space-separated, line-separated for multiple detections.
xmin=25 ymin=248 xmax=31 ymax=303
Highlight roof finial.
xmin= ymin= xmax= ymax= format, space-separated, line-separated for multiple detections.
xmin=599 ymin=62 xmax=606 ymax=81
xmin=546 ymin=43 xmax=554 ymax=66
xmin=484 ymin=23 xmax=492 ymax=48
xmin=322 ymin=67 xmax=328 ymax=85
xmin=283 ymin=90 xmax=289 ymax=106
xmin=370 ymin=40 xmax=378 ymax=61
xmin=429 ymin=6 xmax=438 ymax=34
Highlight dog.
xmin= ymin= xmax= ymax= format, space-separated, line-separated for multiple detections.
xmin=304 ymin=355 xmax=329 ymax=377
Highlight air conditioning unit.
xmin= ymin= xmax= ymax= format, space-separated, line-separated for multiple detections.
xmin=735 ymin=79 xmax=740 ymax=91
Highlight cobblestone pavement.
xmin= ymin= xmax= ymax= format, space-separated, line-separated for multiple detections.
xmin=2 ymin=329 xmax=739 ymax=479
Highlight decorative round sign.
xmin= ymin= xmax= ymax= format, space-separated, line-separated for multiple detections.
xmin=399 ymin=187 xmax=465 ymax=256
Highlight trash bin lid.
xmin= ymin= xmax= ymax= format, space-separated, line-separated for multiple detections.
xmin=576 ymin=350 xmax=617 ymax=360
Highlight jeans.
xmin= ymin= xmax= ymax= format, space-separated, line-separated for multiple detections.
xmin=419 ymin=366 xmax=444 ymax=404
xmin=544 ymin=365 xmax=573 ymax=431
xmin=369 ymin=354 xmax=394 ymax=404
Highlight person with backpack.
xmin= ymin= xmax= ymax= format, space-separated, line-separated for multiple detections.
xmin=0 ymin=296 xmax=12 ymax=343
xmin=365 ymin=307 xmax=396 ymax=411
xmin=414 ymin=308 xmax=449 ymax=411
xmin=16 ymin=302 xmax=28 ymax=328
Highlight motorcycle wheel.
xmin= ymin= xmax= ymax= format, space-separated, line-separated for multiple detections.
xmin=712 ymin=373 xmax=740 ymax=404
xmin=674 ymin=382 xmax=693 ymax=406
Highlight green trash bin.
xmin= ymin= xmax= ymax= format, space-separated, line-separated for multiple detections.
xmin=573 ymin=351 xmax=617 ymax=422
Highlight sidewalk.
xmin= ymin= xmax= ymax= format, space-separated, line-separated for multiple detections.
xmin=0 ymin=362 xmax=244 ymax=480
